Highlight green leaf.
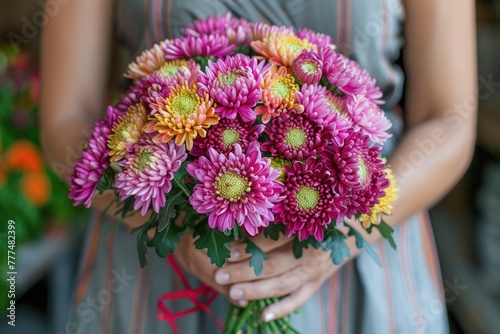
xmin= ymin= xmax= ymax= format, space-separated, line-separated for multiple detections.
xmin=319 ymin=229 xmax=351 ymax=265
xmin=292 ymin=238 xmax=305 ymax=259
xmin=193 ymin=223 xmax=233 ymax=267
xmin=263 ymin=223 xmax=285 ymax=241
xmin=150 ymin=222 xmax=185 ymax=258
xmin=97 ymin=166 xmax=116 ymax=193
xmin=157 ymin=190 xmax=186 ymax=232
xmin=375 ymin=221 xmax=397 ymax=250
xmin=115 ymin=197 xmax=136 ymax=219
xmin=241 ymin=235 xmax=268 ymax=277
xmin=346 ymin=224 xmax=381 ymax=267
xmin=173 ymin=164 xmax=193 ymax=197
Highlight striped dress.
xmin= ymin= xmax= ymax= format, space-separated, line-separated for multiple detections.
xmin=69 ymin=1 xmax=450 ymax=333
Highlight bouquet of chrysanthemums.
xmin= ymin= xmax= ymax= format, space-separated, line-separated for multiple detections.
xmin=68 ymin=13 xmax=398 ymax=334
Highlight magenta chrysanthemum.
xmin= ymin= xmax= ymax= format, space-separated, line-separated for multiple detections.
xmin=296 ymin=28 xmax=334 ymax=48
xmin=187 ymin=143 xmax=283 ymax=236
xmin=273 ymin=157 xmax=346 ymax=241
xmin=114 ymin=136 xmax=187 ymax=216
xmin=116 ymin=86 xmax=141 ymax=114
xmin=261 ymin=111 xmax=331 ymax=161
xmin=320 ymin=131 xmax=389 ymax=217
xmin=292 ymin=50 xmax=323 ymax=84
xmin=69 ymin=120 xmax=111 ymax=208
xmin=135 ymin=74 xmax=172 ymax=107
xmin=164 ymin=35 xmax=236 ymax=60
xmin=183 ymin=13 xmax=251 ymax=46
xmin=190 ymin=118 xmax=264 ymax=157
xmin=296 ymin=84 xmax=351 ymax=146
xmin=198 ymin=54 xmax=268 ymax=123
xmin=346 ymin=97 xmax=392 ymax=145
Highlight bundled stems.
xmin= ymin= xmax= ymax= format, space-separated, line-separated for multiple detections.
xmin=223 ymin=298 xmax=298 ymax=334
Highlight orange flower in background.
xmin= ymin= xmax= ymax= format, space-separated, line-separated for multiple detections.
xmin=4 ymin=140 xmax=43 ymax=173
xmin=20 ymin=172 xmax=51 ymax=207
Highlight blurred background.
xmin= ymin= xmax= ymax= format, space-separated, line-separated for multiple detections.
xmin=0 ymin=1 xmax=499 ymax=333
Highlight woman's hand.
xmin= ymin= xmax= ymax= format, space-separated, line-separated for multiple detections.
xmin=172 ymin=228 xmax=235 ymax=301
xmin=214 ymin=233 xmax=342 ymax=321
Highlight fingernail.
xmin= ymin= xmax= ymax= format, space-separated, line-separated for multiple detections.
xmin=237 ymin=300 xmax=248 ymax=307
xmin=263 ymin=312 xmax=275 ymax=322
xmin=215 ymin=271 xmax=230 ymax=284
xmin=230 ymin=288 xmax=244 ymax=299
xmin=229 ymin=251 xmax=240 ymax=260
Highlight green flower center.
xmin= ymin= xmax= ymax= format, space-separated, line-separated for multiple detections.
xmin=222 ymin=129 xmax=240 ymax=147
xmin=271 ymin=80 xmax=291 ymax=99
xmin=285 ymin=128 xmax=306 ymax=148
xmin=161 ymin=64 xmax=181 ymax=77
xmin=216 ymin=172 xmax=249 ymax=200
xmin=357 ymin=157 xmax=369 ymax=182
xmin=217 ymin=70 xmax=242 ymax=85
xmin=301 ymin=61 xmax=318 ymax=75
xmin=172 ymin=91 xmax=198 ymax=116
xmin=135 ymin=151 xmax=154 ymax=172
xmin=296 ymin=186 xmax=319 ymax=210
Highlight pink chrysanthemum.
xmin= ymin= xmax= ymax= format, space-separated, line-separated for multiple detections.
xmin=69 ymin=120 xmax=111 ymax=208
xmin=292 ymin=50 xmax=323 ymax=84
xmin=187 ymin=143 xmax=283 ymax=236
xmin=255 ymin=65 xmax=302 ymax=123
xmin=249 ymin=22 xmax=294 ymax=42
xmin=164 ymin=35 xmax=236 ymax=60
xmin=296 ymin=28 xmax=334 ymax=48
xmin=261 ymin=111 xmax=332 ymax=161
xmin=114 ymin=136 xmax=187 ymax=216
xmin=190 ymin=118 xmax=264 ymax=157
xmin=198 ymin=54 xmax=268 ymax=123
xmin=320 ymin=131 xmax=389 ymax=216
xmin=125 ymin=41 xmax=169 ymax=81
xmin=319 ymin=47 xmax=368 ymax=97
xmin=346 ymin=97 xmax=392 ymax=145
xmin=183 ymin=13 xmax=251 ymax=46
xmin=155 ymin=59 xmax=199 ymax=86
xmin=251 ymin=33 xmax=317 ymax=68
xmin=273 ymin=157 xmax=346 ymax=241
xmin=296 ymin=84 xmax=351 ymax=146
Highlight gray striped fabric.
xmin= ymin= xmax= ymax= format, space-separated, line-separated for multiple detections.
xmin=68 ymin=1 xmax=449 ymax=333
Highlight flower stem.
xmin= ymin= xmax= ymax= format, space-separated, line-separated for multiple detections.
xmin=231 ymin=300 xmax=257 ymax=334
xmin=224 ymin=303 xmax=241 ymax=334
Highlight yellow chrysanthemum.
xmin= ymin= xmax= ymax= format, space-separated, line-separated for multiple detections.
xmin=124 ymin=41 xmax=169 ymax=81
xmin=108 ymin=103 xmax=148 ymax=162
xmin=360 ymin=168 xmax=399 ymax=228
xmin=251 ymin=33 xmax=317 ymax=68
xmin=145 ymin=83 xmax=219 ymax=150
xmin=255 ymin=65 xmax=302 ymax=123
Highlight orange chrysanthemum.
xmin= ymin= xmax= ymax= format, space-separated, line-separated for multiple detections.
xmin=108 ymin=103 xmax=148 ymax=162
xmin=251 ymin=33 xmax=317 ymax=68
xmin=255 ymin=65 xmax=302 ymax=123
xmin=20 ymin=172 xmax=51 ymax=207
xmin=124 ymin=41 xmax=169 ymax=81
xmin=360 ymin=168 xmax=398 ymax=228
xmin=145 ymin=83 xmax=219 ymax=150
xmin=4 ymin=140 xmax=43 ymax=173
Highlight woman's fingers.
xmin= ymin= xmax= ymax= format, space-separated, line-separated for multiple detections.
xmin=261 ymin=284 xmax=318 ymax=322
xmin=227 ymin=266 xmax=305 ymax=301
xmin=216 ymin=245 xmax=297 ymax=285
xmin=227 ymin=233 xmax=293 ymax=262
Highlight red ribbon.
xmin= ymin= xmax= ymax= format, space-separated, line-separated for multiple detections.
xmin=157 ymin=255 xmax=225 ymax=334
